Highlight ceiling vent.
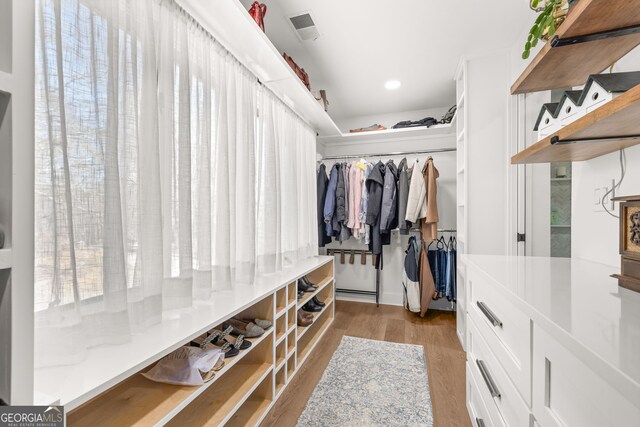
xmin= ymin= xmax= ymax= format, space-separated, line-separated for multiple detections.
xmin=288 ymin=11 xmax=321 ymax=41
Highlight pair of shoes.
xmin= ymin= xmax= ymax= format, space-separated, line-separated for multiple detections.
xmin=297 ymin=276 xmax=317 ymax=293
xmin=190 ymin=327 xmax=248 ymax=358
xmin=224 ymin=318 xmax=265 ymax=338
xmin=240 ymin=318 xmax=272 ymax=329
xmin=302 ymin=300 xmax=323 ymax=313
xmin=311 ymin=296 xmax=326 ymax=307
xmin=297 ymin=309 xmax=314 ymax=327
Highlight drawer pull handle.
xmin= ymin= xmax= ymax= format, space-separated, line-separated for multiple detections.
xmin=476 ymin=359 xmax=501 ymax=398
xmin=476 ymin=418 xmax=486 ymax=427
xmin=477 ymin=301 xmax=503 ymax=327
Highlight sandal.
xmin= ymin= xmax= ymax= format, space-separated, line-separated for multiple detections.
xmin=210 ymin=326 xmax=252 ymax=350
xmin=201 ymin=358 xmax=225 ymax=383
xmin=224 ymin=318 xmax=265 ymax=338
xmin=240 ymin=318 xmax=272 ymax=329
xmin=192 ymin=332 xmax=239 ymax=358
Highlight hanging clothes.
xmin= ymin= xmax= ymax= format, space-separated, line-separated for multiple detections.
xmin=405 ymin=159 xmax=427 ymax=224
xmin=347 ymin=162 xmax=363 ymax=238
xmin=380 ymin=160 xmax=398 ymax=234
xmin=323 ymin=163 xmax=339 ymax=238
xmin=359 ymin=160 xmax=373 ymax=244
xmin=421 ymin=157 xmax=439 ymax=242
xmin=397 ymin=158 xmax=411 ymax=235
xmin=317 ymin=164 xmax=331 ymax=247
xmin=366 ymin=161 xmax=385 ymax=269
xmin=402 ymin=236 xmax=421 ymax=313
xmin=445 ymin=238 xmax=457 ymax=301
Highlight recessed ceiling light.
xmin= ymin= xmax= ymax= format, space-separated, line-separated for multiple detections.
xmin=385 ymin=80 xmax=401 ymax=90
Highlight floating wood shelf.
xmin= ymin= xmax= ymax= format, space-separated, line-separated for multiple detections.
xmin=512 ymin=0 xmax=640 ymax=94
xmin=512 ymin=83 xmax=640 ymax=164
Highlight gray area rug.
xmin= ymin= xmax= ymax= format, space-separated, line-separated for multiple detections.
xmin=296 ymin=336 xmax=434 ymax=427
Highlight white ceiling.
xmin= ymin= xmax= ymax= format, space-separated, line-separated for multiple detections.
xmin=241 ymin=0 xmax=533 ymax=121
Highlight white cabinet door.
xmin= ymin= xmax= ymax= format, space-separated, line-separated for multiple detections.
xmin=532 ymin=325 xmax=640 ymax=427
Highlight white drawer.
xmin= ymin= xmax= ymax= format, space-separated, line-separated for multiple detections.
xmin=468 ymin=267 xmax=531 ymax=404
xmin=467 ymin=362 xmax=503 ymax=427
xmin=468 ymin=317 xmax=531 ymax=427
xmin=532 ymin=325 xmax=640 ymax=427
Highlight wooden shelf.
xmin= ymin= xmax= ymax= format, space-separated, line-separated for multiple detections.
xmin=298 ymin=277 xmax=333 ymax=308
xmin=179 ymin=0 xmax=341 ymax=136
xmin=512 ymin=83 xmax=640 ymax=164
xmin=512 ymin=0 xmax=640 ymax=94
xmin=319 ymin=116 xmax=456 ymax=144
xmin=67 ymin=331 xmax=273 ymax=426
xmin=0 ymin=248 xmax=11 ymax=269
xmin=297 ymin=311 xmax=334 ymax=368
xmin=297 ymin=298 xmax=334 ymax=340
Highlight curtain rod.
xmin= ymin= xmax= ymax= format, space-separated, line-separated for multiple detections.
xmin=318 ymin=147 xmax=457 ymax=161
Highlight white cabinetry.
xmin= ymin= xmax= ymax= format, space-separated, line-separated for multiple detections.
xmin=464 ymin=255 xmax=640 ymax=427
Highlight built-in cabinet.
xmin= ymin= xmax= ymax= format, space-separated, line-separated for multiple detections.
xmin=463 ymin=255 xmax=640 ymax=427
xmin=67 ymin=259 xmax=335 ymax=426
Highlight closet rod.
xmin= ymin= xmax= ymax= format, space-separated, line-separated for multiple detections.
xmin=319 ymin=147 xmax=457 ymax=161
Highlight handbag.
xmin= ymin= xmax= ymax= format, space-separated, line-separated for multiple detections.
xmin=248 ymin=2 xmax=267 ymax=32
xmin=283 ymin=53 xmax=311 ymax=90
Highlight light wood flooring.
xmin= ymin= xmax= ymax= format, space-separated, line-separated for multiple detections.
xmin=261 ymin=300 xmax=470 ymax=427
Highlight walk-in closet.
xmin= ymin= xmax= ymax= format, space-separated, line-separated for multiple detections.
xmin=1 ymin=0 xmax=640 ymax=426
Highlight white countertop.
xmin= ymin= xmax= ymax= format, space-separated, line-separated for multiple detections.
xmin=33 ymin=256 xmax=333 ymax=409
xmin=463 ymin=255 xmax=640 ymax=400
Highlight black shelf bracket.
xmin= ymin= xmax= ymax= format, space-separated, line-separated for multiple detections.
xmin=550 ymin=24 xmax=640 ymax=48
xmin=550 ymin=134 xmax=640 ymax=145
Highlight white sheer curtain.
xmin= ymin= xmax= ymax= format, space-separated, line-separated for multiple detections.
xmin=34 ymin=0 xmax=314 ymax=368
xmin=256 ymin=88 xmax=318 ymax=273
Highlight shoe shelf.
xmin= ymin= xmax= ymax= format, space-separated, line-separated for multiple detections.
xmin=274 ymin=366 xmax=285 ymax=397
xmin=225 ymin=373 xmax=273 ymax=427
xmin=298 ymin=277 xmax=334 ymax=308
xmin=297 ymin=301 xmax=335 ymax=368
xmin=275 ymin=286 xmax=287 ymax=317
xmin=67 ymin=330 xmax=273 ymax=427
xmin=512 ymin=0 xmax=640 ymax=94
xmin=297 ymin=297 xmax=334 ymax=341
xmin=275 ymin=340 xmax=286 ymax=370
xmin=511 ymin=83 xmax=640 ymax=164
xmin=64 ymin=257 xmax=335 ymax=426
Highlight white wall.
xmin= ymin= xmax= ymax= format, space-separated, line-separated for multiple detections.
xmin=571 ymin=47 xmax=640 ymax=267
xmin=320 ymin=132 xmax=456 ymax=307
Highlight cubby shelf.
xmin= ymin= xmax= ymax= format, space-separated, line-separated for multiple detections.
xmin=298 ymin=277 xmax=333 ymax=307
xmin=297 ymin=299 xmax=334 ymax=340
xmin=512 ymin=83 xmax=640 ymax=164
xmin=0 ymin=248 xmax=11 ymax=269
xmin=512 ymin=0 xmax=640 ymax=94
xmin=67 ymin=330 xmax=273 ymax=427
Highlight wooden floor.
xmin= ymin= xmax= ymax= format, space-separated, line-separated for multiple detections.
xmin=261 ymin=300 xmax=470 ymax=427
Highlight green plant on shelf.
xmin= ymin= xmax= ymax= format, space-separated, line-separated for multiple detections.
xmin=522 ymin=0 xmax=569 ymax=59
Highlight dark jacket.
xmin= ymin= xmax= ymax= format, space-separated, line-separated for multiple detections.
xmin=323 ymin=164 xmax=339 ymax=237
xmin=380 ymin=160 xmax=398 ymax=233
xmin=317 ymin=164 xmax=331 ymax=246
xmin=335 ymin=163 xmax=346 ymax=224
xmin=338 ymin=163 xmax=352 ymax=242
xmin=397 ymin=158 xmax=410 ymax=234
xmin=366 ymin=162 xmax=385 ymax=265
